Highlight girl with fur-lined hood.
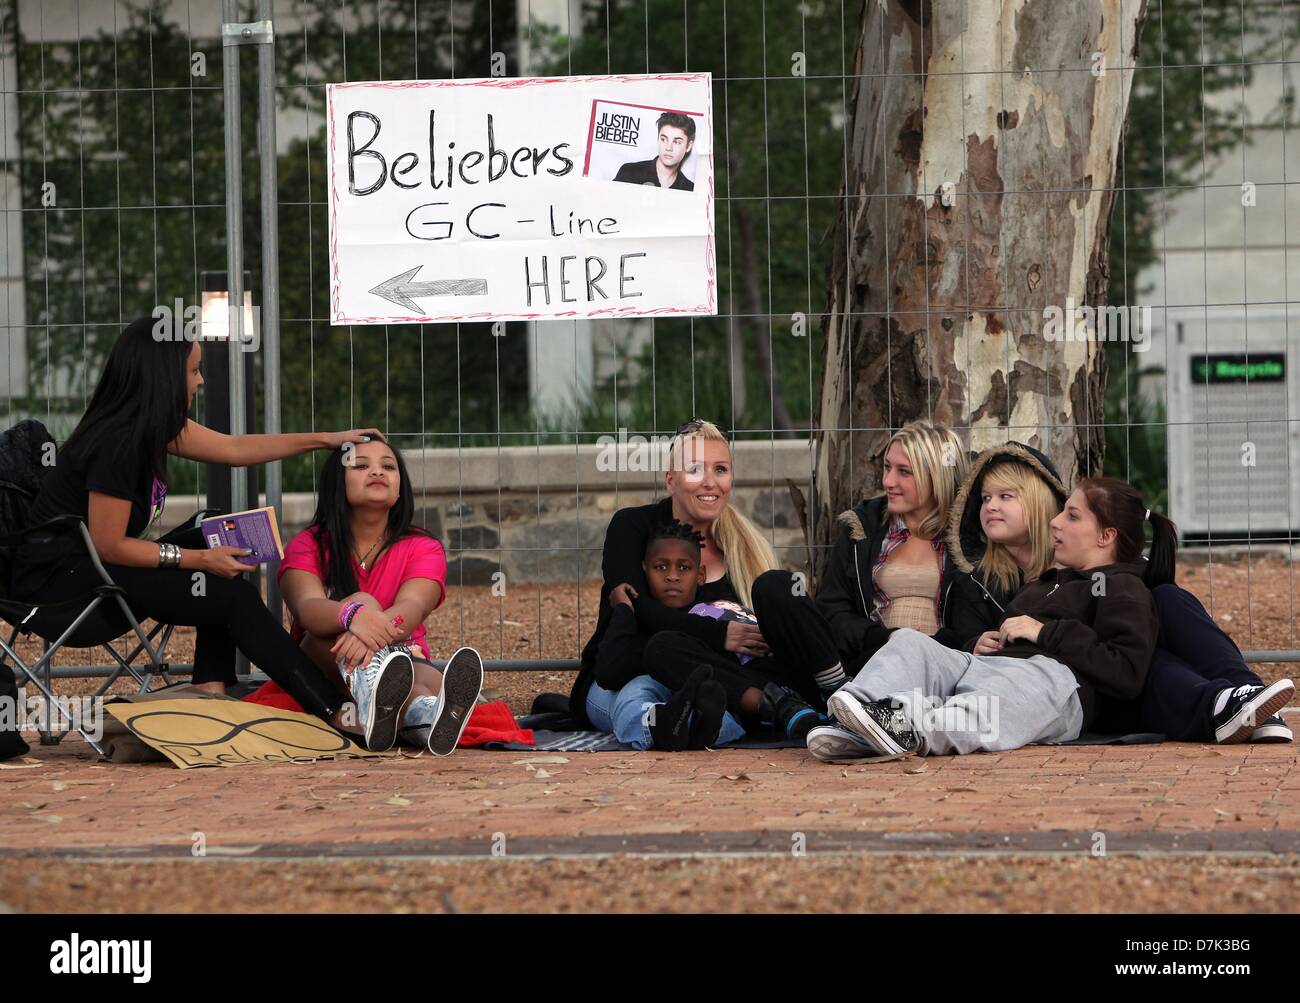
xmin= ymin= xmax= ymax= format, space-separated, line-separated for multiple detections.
xmin=942 ymin=441 xmax=1069 ymax=650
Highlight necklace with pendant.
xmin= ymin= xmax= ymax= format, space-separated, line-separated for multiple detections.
xmin=355 ymin=534 xmax=384 ymax=571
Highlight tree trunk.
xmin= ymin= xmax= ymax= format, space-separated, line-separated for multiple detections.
xmin=813 ymin=0 xmax=1147 ymax=569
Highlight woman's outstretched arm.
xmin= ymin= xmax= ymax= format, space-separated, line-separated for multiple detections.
xmin=168 ymin=419 xmax=383 ymax=467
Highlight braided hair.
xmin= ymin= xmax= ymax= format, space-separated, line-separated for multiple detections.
xmin=647 ymin=518 xmax=704 ymax=557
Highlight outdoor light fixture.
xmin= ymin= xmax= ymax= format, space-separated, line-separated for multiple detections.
xmin=199 ymin=271 xmax=258 ymax=516
xmin=200 ymin=271 xmax=256 ymax=343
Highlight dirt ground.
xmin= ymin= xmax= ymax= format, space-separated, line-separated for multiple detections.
xmin=2 ymin=854 xmax=1297 ymax=914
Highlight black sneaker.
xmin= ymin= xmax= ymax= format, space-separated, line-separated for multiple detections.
xmin=687 ymin=679 xmax=727 ymax=749
xmin=1212 ymin=679 xmax=1295 ymax=744
xmin=649 ymin=665 xmax=712 ymax=752
xmin=426 ymin=646 xmax=485 ymax=757
xmin=758 ymin=682 xmax=820 ymax=741
xmin=1249 ymin=714 xmax=1293 ymax=744
xmin=827 ymin=690 xmax=920 ymax=756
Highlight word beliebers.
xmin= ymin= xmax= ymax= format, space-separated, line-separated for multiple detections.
xmin=347 ymin=110 xmax=575 ymax=196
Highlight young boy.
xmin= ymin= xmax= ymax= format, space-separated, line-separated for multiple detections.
xmin=592 ymin=520 xmax=733 ymax=750
xmin=599 ymin=520 xmax=824 ymax=746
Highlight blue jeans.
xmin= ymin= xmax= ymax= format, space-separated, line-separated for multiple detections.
xmin=586 ymin=675 xmax=747 ymax=750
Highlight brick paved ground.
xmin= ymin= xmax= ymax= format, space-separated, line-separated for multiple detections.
xmin=2 ymin=728 xmax=1298 ymax=912
xmin=3 ymin=559 xmax=1297 ymax=911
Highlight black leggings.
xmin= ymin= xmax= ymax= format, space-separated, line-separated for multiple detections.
xmin=21 ymin=529 xmax=345 ymax=720
xmin=643 ymin=631 xmax=822 ymax=722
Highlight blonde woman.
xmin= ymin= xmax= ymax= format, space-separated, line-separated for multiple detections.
xmin=803 ymin=420 xmax=969 ymax=758
xmin=570 ymin=418 xmax=828 ymax=747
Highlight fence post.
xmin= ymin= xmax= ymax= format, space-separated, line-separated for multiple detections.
xmin=255 ymin=0 xmax=284 ymax=624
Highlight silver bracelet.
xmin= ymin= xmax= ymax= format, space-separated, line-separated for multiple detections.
xmin=157 ymin=542 xmax=181 ymax=568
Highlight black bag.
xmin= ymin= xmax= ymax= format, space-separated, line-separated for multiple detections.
xmin=0 ymin=419 xmax=55 ymax=761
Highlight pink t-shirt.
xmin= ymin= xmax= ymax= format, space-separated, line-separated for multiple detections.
xmin=277 ymin=526 xmax=447 ymax=660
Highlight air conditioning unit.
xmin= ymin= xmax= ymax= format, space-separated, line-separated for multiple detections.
xmin=1166 ymin=308 xmax=1300 ymax=544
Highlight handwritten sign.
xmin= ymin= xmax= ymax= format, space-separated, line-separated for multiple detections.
xmin=327 ymin=72 xmax=716 ymax=324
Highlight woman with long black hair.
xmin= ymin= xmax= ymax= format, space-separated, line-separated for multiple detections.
xmin=275 ymin=436 xmax=483 ymax=757
xmin=11 ymin=316 xmax=395 ymax=746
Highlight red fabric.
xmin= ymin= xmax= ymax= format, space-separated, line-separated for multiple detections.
xmin=242 ymin=684 xmax=534 ymax=748
xmin=458 ymin=699 xmax=534 ymax=747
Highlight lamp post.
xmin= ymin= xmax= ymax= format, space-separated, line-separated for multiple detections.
xmin=199 ymin=271 xmax=258 ymax=515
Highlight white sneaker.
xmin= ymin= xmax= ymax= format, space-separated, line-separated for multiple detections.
xmin=340 ymin=646 xmax=415 ymax=752
xmin=827 ymin=690 xmax=921 ymax=756
xmin=807 ymin=723 xmax=875 ymax=761
xmin=424 ymin=647 xmax=484 ymax=757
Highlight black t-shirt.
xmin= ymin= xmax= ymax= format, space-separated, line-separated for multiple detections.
xmin=612 ymin=158 xmax=695 ymax=191
xmin=13 ymin=438 xmax=163 ymax=592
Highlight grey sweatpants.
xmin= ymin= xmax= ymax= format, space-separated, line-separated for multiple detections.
xmin=838 ymin=629 xmax=1084 ymax=755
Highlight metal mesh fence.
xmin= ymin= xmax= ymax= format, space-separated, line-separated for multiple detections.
xmin=2 ymin=0 xmax=1298 ymax=672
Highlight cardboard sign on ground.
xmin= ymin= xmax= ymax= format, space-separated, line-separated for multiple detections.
xmin=105 ymin=698 xmax=386 ymax=769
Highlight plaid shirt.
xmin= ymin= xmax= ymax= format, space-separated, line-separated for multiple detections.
xmin=869 ymin=514 xmax=946 ymax=623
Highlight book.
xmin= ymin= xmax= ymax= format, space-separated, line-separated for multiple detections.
xmin=688 ymin=599 xmax=759 ymax=664
xmin=200 ymin=506 xmax=285 ymax=566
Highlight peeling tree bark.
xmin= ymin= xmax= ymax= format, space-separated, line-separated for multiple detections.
xmin=813 ymin=0 xmax=1147 ymax=569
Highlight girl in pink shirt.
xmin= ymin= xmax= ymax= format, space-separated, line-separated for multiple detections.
xmin=279 ymin=436 xmax=482 ymax=755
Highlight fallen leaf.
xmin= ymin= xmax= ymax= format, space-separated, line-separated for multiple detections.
xmin=945 ymin=787 xmax=977 ymax=793
xmin=384 ymin=795 xmax=412 ymax=806
xmin=306 ymin=789 xmax=328 ymax=801
xmin=534 ymin=768 xmax=554 ymax=779
xmin=1179 ymin=749 xmax=1223 ymax=758
xmin=723 ymin=773 xmax=752 ymax=782
xmin=205 ymin=845 xmax=263 ymax=856
xmin=50 ymin=782 xmax=67 ymax=792
xmin=304 ymin=804 xmax=327 ymax=812
xmin=512 ymin=756 xmax=570 ymax=765
xmin=583 ymin=794 xmax=615 ymax=804
xmin=903 ymin=763 xmax=928 ymax=774
xmin=34 ymin=814 xmax=62 ymax=824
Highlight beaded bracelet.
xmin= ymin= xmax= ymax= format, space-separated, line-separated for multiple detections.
xmin=338 ymin=600 xmax=364 ymax=631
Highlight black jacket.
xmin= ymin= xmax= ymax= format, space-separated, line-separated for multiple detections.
xmin=997 ymin=562 xmax=1159 ymax=729
xmin=814 ymin=495 xmax=963 ymax=672
xmin=569 ymin=497 xmax=737 ymax=726
xmin=940 ymin=441 xmax=1070 ymax=650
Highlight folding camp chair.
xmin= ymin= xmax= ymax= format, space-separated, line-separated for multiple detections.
xmin=0 ymin=513 xmax=190 ymax=755
xmin=0 ymin=418 xmax=209 ymax=756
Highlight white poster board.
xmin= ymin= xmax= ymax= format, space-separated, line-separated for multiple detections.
xmin=326 ymin=72 xmax=715 ymax=324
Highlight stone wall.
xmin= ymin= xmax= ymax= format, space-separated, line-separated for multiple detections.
xmin=163 ymin=440 xmax=815 ymax=584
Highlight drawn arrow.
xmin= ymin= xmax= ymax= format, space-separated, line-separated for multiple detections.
xmin=368 ymin=265 xmax=488 ymax=313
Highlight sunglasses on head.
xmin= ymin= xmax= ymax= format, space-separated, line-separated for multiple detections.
xmin=674 ymin=417 xmax=729 ymax=439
